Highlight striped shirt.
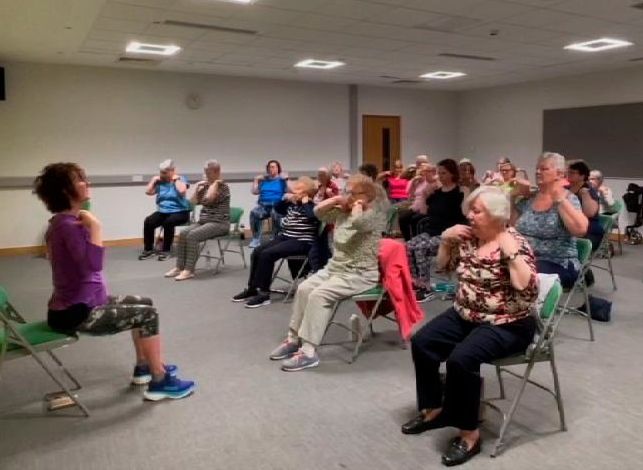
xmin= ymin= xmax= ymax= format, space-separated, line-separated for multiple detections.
xmin=197 ymin=182 xmax=230 ymax=225
xmin=275 ymin=200 xmax=319 ymax=242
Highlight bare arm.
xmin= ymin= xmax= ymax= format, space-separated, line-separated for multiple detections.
xmin=202 ymin=180 xmax=221 ymax=204
xmin=251 ymin=176 xmax=262 ymax=195
xmin=555 ymin=192 xmax=589 ymax=237
xmin=314 ymin=195 xmax=344 ymax=216
xmin=436 ymin=225 xmax=471 ymax=271
xmin=145 ymin=176 xmax=160 ymax=196
xmin=578 ymin=187 xmax=599 ymax=218
xmin=173 ymin=176 xmax=187 ymax=196
xmin=497 ymin=231 xmax=533 ymax=291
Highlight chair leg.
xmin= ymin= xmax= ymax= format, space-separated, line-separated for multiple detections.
xmin=30 ymin=349 xmax=90 ymax=417
xmin=239 ymin=240 xmax=247 ymax=268
xmin=549 ymin=351 xmax=567 ymax=431
xmin=490 ymin=361 xmax=535 ymax=458
xmin=496 ymin=366 xmax=506 ymax=400
xmin=217 ymin=239 xmax=226 ymax=266
xmin=582 ymin=280 xmax=594 ymax=342
xmin=606 ymin=255 xmax=617 ymax=290
xmin=284 ymin=260 xmax=307 ymax=303
xmin=47 ymin=350 xmax=82 ymax=392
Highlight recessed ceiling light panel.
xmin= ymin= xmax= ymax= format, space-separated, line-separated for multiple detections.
xmin=126 ymin=41 xmax=181 ymax=56
xmin=564 ymin=38 xmax=633 ymax=52
xmin=420 ymin=71 xmax=466 ymax=80
xmin=295 ymin=59 xmax=345 ymax=69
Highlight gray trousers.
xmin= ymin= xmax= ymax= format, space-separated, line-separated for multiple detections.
xmin=289 ymin=268 xmax=379 ymax=346
xmin=175 ymin=222 xmax=229 ymax=271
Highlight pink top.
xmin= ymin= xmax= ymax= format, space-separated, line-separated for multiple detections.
xmin=410 ymin=181 xmax=429 ymax=214
xmin=387 ymin=176 xmax=408 ymax=200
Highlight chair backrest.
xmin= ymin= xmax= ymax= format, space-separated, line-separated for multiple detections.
xmin=229 ymin=207 xmax=244 ymax=232
xmin=597 ymin=214 xmax=614 ymax=233
xmin=576 ymin=238 xmax=593 ymax=264
xmin=0 ymin=285 xmax=26 ymax=324
xmin=534 ymin=278 xmax=563 ymax=351
xmin=539 ymin=279 xmax=563 ymax=321
xmin=609 ymin=198 xmax=623 ymax=215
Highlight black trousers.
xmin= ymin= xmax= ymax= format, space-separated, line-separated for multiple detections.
xmin=411 ymin=307 xmax=536 ymax=430
xmin=248 ymin=235 xmax=311 ymax=292
xmin=398 ymin=210 xmax=428 ymax=241
xmin=143 ymin=211 xmax=190 ymax=252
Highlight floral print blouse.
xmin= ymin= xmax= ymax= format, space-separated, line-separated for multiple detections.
xmin=445 ymin=227 xmax=539 ymax=325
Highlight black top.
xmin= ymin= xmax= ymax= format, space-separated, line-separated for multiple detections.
xmin=423 ymin=186 xmax=466 ymax=237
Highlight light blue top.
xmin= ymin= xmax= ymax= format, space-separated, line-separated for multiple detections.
xmin=156 ymin=176 xmax=190 ymax=213
xmin=515 ymin=193 xmax=581 ymax=270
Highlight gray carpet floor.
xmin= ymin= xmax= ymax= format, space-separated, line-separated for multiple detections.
xmin=0 ymin=243 xmax=642 ymax=470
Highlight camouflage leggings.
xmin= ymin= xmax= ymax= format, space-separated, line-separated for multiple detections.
xmin=77 ymin=295 xmax=159 ymax=338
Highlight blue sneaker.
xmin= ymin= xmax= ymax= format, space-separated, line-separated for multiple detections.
xmin=248 ymin=238 xmax=261 ymax=249
xmin=131 ymin=364 xmax=178 ymax=385
xmin=143 ymin=372 xmax=195 ymax=401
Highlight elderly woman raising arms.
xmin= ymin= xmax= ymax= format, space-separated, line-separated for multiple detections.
xmin=402 ymin=186 xmax=538 ymax=467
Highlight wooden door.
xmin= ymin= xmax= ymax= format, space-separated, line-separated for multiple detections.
xmin=362 ymin=115 xmax=401 ymax=171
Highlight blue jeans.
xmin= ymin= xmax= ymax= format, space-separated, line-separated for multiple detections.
xmin=250 ymin=203 xmax=280 ymax=240
xmin=536 ymin=260 xmax=578 ymax=289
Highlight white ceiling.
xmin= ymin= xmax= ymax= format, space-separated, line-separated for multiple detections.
xmin=3 ymin=0 xmax=643 ymax=90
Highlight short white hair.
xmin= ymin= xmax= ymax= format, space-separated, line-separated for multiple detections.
xmin=318 ymin=166 xmax=331 ymax=175
xmin=464 ymin=185 xmax=510 ymax=223
xmin=204 ymin=159 xmax=220 ymax=171
xmin=589 ymin=169 xmax=603 ymax=183
xmin=415 ymin=154 xmax=429 ymax=164
xmin=539 ymin=152 xmax=566 ymax=172
xmin=159 ymin=159 xmax=174 ymax=171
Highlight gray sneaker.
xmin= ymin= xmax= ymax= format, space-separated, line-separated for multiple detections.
xmin=269 ymin=340 xmax=300 ymax=360
xmin=281 ymin=350 xmax=320 ymax=372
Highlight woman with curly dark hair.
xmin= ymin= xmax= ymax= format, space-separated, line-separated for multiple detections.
xmin=34 ymin=163 xmax=195 ymax=401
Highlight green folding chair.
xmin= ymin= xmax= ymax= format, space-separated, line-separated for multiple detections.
xmin=199 ymin=207 xmax=247 ymax=274
xmin=383 ymin=205 xmax=399 ymax=238
xmin=0 ymin=286 xmax=89 ymax=417
xmin=590 ymin=215 xmax=617 ymax=291
xmin=482 ymin=278 xmax=565 ymax=457
xmin=605 ymin=199 xmax=624 ymax=256
xmin=321 ymin=285 xmax=392 ymax=363
xmin=557 ymin=238 xmax=594 ymax=341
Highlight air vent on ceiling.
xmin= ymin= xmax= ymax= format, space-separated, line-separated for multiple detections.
xmin=116 ymin=57 xmax=162 ymax=65
xmin=162 ymin=19 xmax=257 ymax=35
xmin=631 ymin=2 xmax=643 ymax=10
xmin=392 ymin=80 xmax=421 ymax=84
xmin=379 ymin=75 xmax=402 ymax=80
xmin=629 ymin=57 xmax=643 ymax=61
xmin=438 ymin=52 xmax=496 ymax=61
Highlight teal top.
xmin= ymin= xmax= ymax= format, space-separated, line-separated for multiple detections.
xmin=515 ymin=193 xmax=581 ymax=270
xmin=156 ymin=176 xmax=190 ymax=213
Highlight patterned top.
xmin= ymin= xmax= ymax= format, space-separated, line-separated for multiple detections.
xmin=515 ymin=193 xmax=581 ymax=270
xmin=445 ymin=228 xmax=538 ymax=325
xmin=315 ymin=206 xmax=386 ymax=274
xmin=274 ymin=200 xmax=319 ymax=242
xmin=196 ymin=182 xmax=230 ymax=225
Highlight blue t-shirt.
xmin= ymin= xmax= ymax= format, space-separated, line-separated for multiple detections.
xmin=515 ymin=193 xmax=581 ymax=270
xmin=259 ymin=176 xmax=287 ymax=206
xmin=156 ymin=176 xmax=190 ymax=213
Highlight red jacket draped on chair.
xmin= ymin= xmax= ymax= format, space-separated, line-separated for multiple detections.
xmin=356 ymin=238 xmax=424 ymax=340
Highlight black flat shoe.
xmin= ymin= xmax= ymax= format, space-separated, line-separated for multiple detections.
xmin=441 ymin=436 xmax=481 ymax=467
xmin=401 ymin=413 xmax=447 ymax=435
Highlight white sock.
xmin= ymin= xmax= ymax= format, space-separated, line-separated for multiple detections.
xmin=301 ymin=342 xmax=316 ymax=357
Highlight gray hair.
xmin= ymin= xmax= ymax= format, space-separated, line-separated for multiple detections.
xmin=318 ymin=166 xmax=331 ymax=175
xmin=415 ymin=154 xmax=429 ymax=164
xmin=539 ymin=152 xmax=566 ymax=172
xmin=589 ymin=169 xmax=603 ymax=183
xmin=204 ymin=159 xmax=220 ymax=171
xmin=159 ymin=159 xmax=175 ymax=171
xmin=464 ymin=185 xmax=510 ymax=223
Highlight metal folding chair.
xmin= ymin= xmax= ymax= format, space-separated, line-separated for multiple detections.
xmin=590 ymin=215 xmax=617 ymax=291
xmin=0 ymin=286 xmax=89 ymax=417
xmin=482 ymin=278 xmax=565 ymax=457
xmin=557 ymin=238 xmax=594 ymax=341
xmin=321 ymin=285 xmax=391 ymax=363
xmin=605 ymin=199 xmax=624 ymax=255
xmin=271 ymin=255 xmax=309 ymax=303
xmin=198 ymin=207 xmax=247 ymax=274
xmin=383 ymin=205 xmax=399 ymax=237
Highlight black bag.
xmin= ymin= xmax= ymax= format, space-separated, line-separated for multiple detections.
xmin=578 ymin=295 xmax=612 ymax=322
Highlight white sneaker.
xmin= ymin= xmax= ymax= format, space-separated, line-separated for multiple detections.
xmin=175 ymin=270 xmax=195 ymax=281
xmin=164 ymin=267 xmax=181 ymax=278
